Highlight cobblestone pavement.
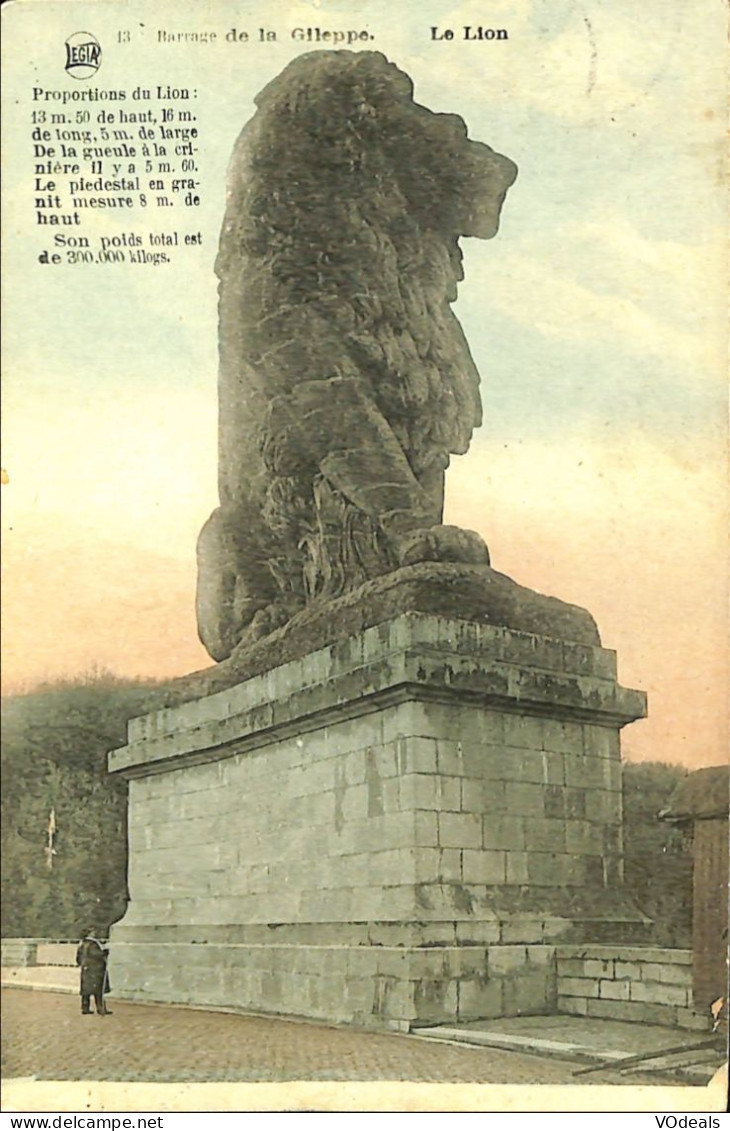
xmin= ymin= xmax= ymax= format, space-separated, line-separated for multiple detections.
xmin=2 ymin=989 xmax=667 ymax=1085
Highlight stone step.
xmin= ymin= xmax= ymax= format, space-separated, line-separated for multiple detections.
xmin=413 ymin=1025 xmax=624 ymax=1063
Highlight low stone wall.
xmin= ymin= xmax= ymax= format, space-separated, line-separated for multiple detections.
xmin=556 ymin=945 xmax=708 ymax=1031
xmin=108 ymin=936 xmax=556 ymax=1029
xmin=36 ymin=942 xmax=78 ymax=966
xmin=1 ymin=939 xmax=80 ymax=967
xmin=0 ymin=939 xmax=38 ymax=967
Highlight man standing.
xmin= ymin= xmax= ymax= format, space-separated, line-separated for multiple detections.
xmin=75 ymin=932 xmax=112 ymax=1015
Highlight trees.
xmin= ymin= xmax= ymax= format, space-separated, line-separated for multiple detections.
xmin=622 ymin=760 xmax=692 ymax=947
xmin=1 ymin=672 xmax=167 ymax=938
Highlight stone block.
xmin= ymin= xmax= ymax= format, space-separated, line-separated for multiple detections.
xmin=460 ymin=743 xmax=507 ymax=779
xmin=527 ymin=852 xmax=575 ymax=886
xmin=485 ymin=744 xmax=523 ymax=781
xmin=556 ymin=957 xmax=587 ymax=976
xmin=443 ymin=947 xmax=490 ymax=979
xmin=564 ymin=789 xmax=586 ymax=819
xmin=460 ymin=778 xmax=486 ymax=813
xmin=409 ymin=700 xmax=461 ymax=743
xmin=457 ymin=977 xmax=504 ymax=1020
xmin=344 ymin=976 xmax=376 ymax=1014
xmin=397 ymin=735 xmax=439 ymax=775
xmin=527 ymin=945 xmax=556 ymax=968
xmin=586 ymin=998 xmax=677 ymax=1027
xmin=614 ymin=961 xmax=646 ymax=981
xmin=438 ymin=812 xmax=482 ymax=849
xmin=503 ymin=714 xmax=545 ymax=750
xmin=674 ymin=1008 xmax=712 ymax=1032
xmin=372 ymin=948 xmax=412 ymax=978
xmin=399 ymin=773 xmax=460 ymax=812
xmin=504 ymin=781 xmax=545 ymax=818
xmin=347 ymin=949 xmax=379 ymax=976
xmin=505 ymin=852 xmax=529 ymax=884
xmin=381 ymin=777 xmax=401 ymax=813
xmin=462 ymin=849 xmax=506 ymax=884
xmin=410 ymin=847 xmax=460 ymax=884
xmin=505 ymin=749 xmax=551 ymax=784
xmin=581 ymin=957 xmax=614 ymax=978
xmin=436 ymin=739 xmax=467 ymax=777
xmin=630 ymin=981 xmax=690 ymax=1007
xmin=540 ymin=752 xmax=565 ymax=786
xmin=639 ymin=962 xmax=691 ymax=986
xmin=456 ymin=708 xmax=508 ymax=750
xmin=583 ymin=727 xmax=620 ymax=759
xmin=564 ymin=755 xmax=607 ymax=790
xmin=379 ymin=705 xmax=407 ymax=744
xmin=599 ymin=979 xmax=630 ymax=1000
xmin=543 ymin=784 xmax=566 ymax=819
xmin=483 ymin=816 xmax=525 ymax=851
xmin=542 ymin=720 xmax=585 ymax=756
xmin=413 ymin=811 xmax=439 ymax=847
xmin=370 ymin=847 xmax=414 ymax=886
xmin=605 ymin=759 xmax=622 ymax=792
xmin=437 ymin=848 xmax=464 ymax=882
xmin=413 ymin=976 xmax=458 ymax=1023
xmin=366 ymin=743 xmax=399 ymax=782
xmin=417 ymin=921 xmax=458 ymax=946
xmin=455 ymin=920 xmax=501 ymax=945
xmin=343 ymin=750 xmax=367 ymax=785
xmin=541 ymin=918 xmax=572 ymax=941
xmin=501 ymin=918 xmax=543 ymax=944
xmin=488 ymin=945 xmax=528 ymax=976
xmin=558 ymin=995 xmax=589 ymax=1016
xmin=565 ymin=820 xmax=603 ymax=856
xmin=500 ymin=633 xmax=555 ymax=671
xmin=503 ymin=963 xmax=554 ymax=1015
xmin=583 ymin=856 xmax=606 ymax=887
xmin=559 ymin=976 xmax=599 ymax=998
xmin=602 ymin=825 xmax=623 ymax=857
xmin=591 ymin=792 xmax=622 ymax=824
xmin=526 ymin=818 xmax=566 ymax=854
xmin=482 ymin=781 xmax=508 ymax=815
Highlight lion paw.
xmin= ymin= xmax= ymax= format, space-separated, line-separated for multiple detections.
xmin=395 ymin=524 xmax=490 ymax=568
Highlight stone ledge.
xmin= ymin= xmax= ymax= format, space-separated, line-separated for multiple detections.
xmin=175 ymin=562 xmax=605 ymax=704
xmin=111 ymin=884 xmax=649 ymax=943
xmin=128 ymin=613 xmax=619 ymax=745
xmin=557 ymin=945 xmax=692 ymax=964
xmin=111 ymin=614 xmax=645 ymax=779
xmin=557 ymin=994 xmax=711 ymax=1032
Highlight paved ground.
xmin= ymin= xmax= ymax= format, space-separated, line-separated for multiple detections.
xmin=422 ymin=1015 xmax=725 ymax=1085
xmin=0 ymin=989 xmax=688 ymax=1086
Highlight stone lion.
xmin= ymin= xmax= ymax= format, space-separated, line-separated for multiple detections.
xmin=196 ymin=50 xmax=517 ymax=662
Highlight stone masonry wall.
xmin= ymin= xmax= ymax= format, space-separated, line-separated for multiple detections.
xmin=110 ymin=614 xmax=646 ymax=1028
xmin=556 ymin=945 xmax=709 ymax=1031
xmin=106 ymin=937 xmax=557 ymax=1028
xmin=122 ymin=696 xmax=628 ymax=935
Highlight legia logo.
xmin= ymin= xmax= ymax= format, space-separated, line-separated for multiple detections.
xmin=65 ymin=32 xmax=101 ymax=80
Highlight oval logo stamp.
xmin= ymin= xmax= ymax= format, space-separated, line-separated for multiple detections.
xmin=64 ymin=32 xmax=101 ymax=79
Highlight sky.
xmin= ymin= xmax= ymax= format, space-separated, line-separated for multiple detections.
xmin=2 ymin=0 xmax=728 ymax=770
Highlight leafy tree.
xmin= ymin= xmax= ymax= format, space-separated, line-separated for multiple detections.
xmin=622 ymin=760 xmax=692 ymax=947
xmin=1 ymin=672 xmax=168 ymax=938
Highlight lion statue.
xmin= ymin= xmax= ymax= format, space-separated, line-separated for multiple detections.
xmin=196 ymin=50 xmax=517 ymax=662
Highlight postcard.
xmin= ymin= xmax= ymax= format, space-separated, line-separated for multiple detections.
xmin=1 ymin=0 xmax=727 ymax=1116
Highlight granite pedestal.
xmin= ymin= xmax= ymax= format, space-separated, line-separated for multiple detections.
xmin=108 ymin=611 xmax=647 ymax=1029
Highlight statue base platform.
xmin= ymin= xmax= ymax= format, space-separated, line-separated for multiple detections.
xmin=108 ymin=606 xmax=647 ymax=1029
